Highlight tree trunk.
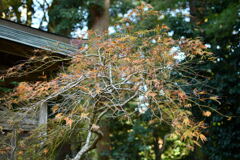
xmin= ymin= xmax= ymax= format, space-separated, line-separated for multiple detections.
xmin=88 ymin=0 xmax=110 ymax=34
xmin=96 ymin=121 xmax=110 ymax=160
xmin=10 ymin=130 xmax=17 ymax=160
xmin=153 ymin=129 xmax=163 ymax=160
xmin=153 ymin=136 xmax=161 ymax=160
xmin=189 ymin=0 xmax=206 ymax=25
xmin=88 ymin=1 xmax=110 ymax=159
xmin=26 ymin=0 xmax=34 ymax=26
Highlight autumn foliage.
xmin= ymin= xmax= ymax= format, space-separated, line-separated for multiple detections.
xmin=1 ymin=4 xmax=216 ymax=160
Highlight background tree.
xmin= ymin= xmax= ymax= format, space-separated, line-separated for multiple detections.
xmin=0 ymin=0 xmax=49 ymax=28
xmin=0 ymin=0 xmax=33 ymax=24
xmin=47 ymin=0 xmax=137 ymax=36
xmin=146 ymin=0 xmax=240 ymax=159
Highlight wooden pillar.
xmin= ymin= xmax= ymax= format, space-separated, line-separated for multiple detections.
xmin=38 ymin=102 xmax=48 ymax=151
xmin=10 ymin=130 xmax=17 ymax=160
xmin=38 ymin=102 xmax=48 ymax=126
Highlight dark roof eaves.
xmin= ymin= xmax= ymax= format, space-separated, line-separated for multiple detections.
xmin=0 ymin=21 xmax=78 ymax=56
xmin=0 ymin=18 xmax=72 ymax=41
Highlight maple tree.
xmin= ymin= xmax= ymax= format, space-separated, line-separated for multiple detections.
xmin=0 ymin=4 xmax=217 ymax=160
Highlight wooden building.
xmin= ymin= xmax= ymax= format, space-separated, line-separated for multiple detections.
xmin=0 ymin=18 xmax=79 ymax=159
xmin=0 ymin=18 xmax=78 ymax=72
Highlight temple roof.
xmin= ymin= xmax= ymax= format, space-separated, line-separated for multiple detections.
xmin=0 ymin=18 xmax=78 ymax=57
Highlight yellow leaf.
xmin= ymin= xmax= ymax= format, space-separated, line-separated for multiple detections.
xmin=146 ymin=91 xmax=157 ymax=97
xmin=64 ymin=117 xmax=73 ymax=128
xmin=95 ymin=84 xmax=101 ymax=94
xmin=91 ymin=124 xmax=100 ymax=132
xmin=52 ymin=105 xmax=59 ymax=113
xmin=55 ymin=113 xmax=63 ymax=119
xmin=209 ymin=96 xmax=219 ymax=101
xmin=227 ymin=116 xmax=232 ymax=121
xmin=199 ymin=134 xmax=207 ymax=142
xmin=18 ymin=151 xmax=24 ymax=155
xmin=202 ymin=111 xmax=211 ymax=117
xmin=182 ymin=130 xmax=192 ymax=140
xmin=193 ymin=140 xmax=201 ymax=147
xmin=183 ymin=118 xmax=190 ymax=125
xmin=43 ymin=149 xmax=48 ymax=154
xmin=184 ymin=104 xmax=192 ymax=108
xmin=209 ymin=96 xmax=221 ymax=104
xmin=176 ymin=90 xmax=187 ymax=101
xmin=80 ymin=113 xmax=89 ymax=119
xmin=42 ymin=56 xmax=49 ymax=61
xmin=198 ymin=91 xmax=207 ymax=95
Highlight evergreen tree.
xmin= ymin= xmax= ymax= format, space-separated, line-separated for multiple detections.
xmin=148 ymin=0 xmax=240 ymax=159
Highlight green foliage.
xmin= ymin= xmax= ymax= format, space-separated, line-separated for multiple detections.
xmin=147 ymin=0 xmax=240 ymax=159
xmin=0 ymin=0 xmax=34 ymax=25
xmin=109 ymin=117 xmax=156 ymax=160
xmin=145 ymin=0 xmax=187 ymax=11
xmin=109 ymin=114 xmax=191 ymax=160
xmin=48 ymin=0 xmax=86 ymax=35
xmin=48 ymin=0 xmax=138 ymax=35
xmin=0 ymin=86 xmax=12 ymax=93
xmin=163 ymin=15 xmax=199 ymax=39
xmin=0 ymin=80 xmax=19 ymax=95
xmin=203 ymin=3 xmax=239 ymax=41
xmin=161 ymin=134 xmax=190 ymax=160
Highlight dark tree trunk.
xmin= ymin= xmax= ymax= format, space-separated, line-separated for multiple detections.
xmin=96 ymin=121 xmax=110 ymax=160
xmin=89 ymin=1 xmax=111 ymax=158
xmin=153 ymin=129 xmax=161 ymax=160
xmin=153 ymin=137 xmax=161 ymax=160
xmin=56 ymin=144 xmax=72 ymax=160
xmin=189 ymin=0 xmax=206 ymax=25
xmin=26 ymin=0 xmax=34 ymax=26
xmin=88 ymin=0 xmax=110 ymax=34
